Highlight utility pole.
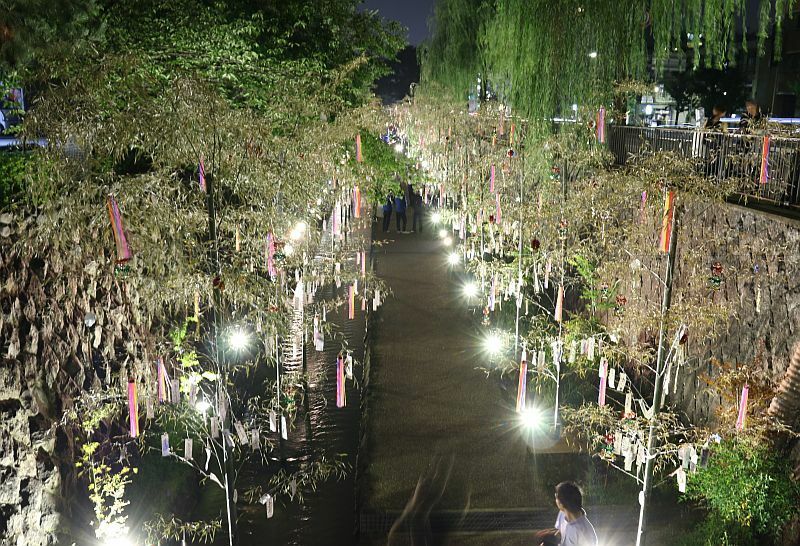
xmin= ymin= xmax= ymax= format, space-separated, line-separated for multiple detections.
xmin=635 ymin=197 xmax=679 ymax=546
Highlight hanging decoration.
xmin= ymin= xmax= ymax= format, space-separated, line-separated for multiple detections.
xmin=759 ymin=135 xmax=770 ymax=184
xmin=596 ymin=107 xmax=606 ymax=143
xmin=128 ymin=381 xmax=139 ymax=437
xmin=106 ymin=194 xmax=133 ymax=268
xmin=199 ymin=155 xmax=206 ymax=192
xmin=554 ymin=285 xmax=564 ymax=322
xmin=266 ymin=232 xmax=277 ymax=279
xmin=355 ymin=134 xmax=363 ymax=163
xmin=161 ymin=433 xmax=170 ymax=457
xmin=336 ymin=353 xmax=346 ymax=408
xmin=353 ymin=185 xmax=362 ymax=218
xmin=639 ymin=191 xmax=647 ymax=224
xmin=516 ymin=348 xmax=528 ymax=413
xmin=156 ymin=357 xmax=167 ymax=403
xmin=736 ymin=384 xmax=749 ymax=430
xmin=348 ymin=284 xmax=356 ymax=320
xmin=659 ymin=190 xmax=676 ymax=253
xmin=598 ymin=358 xmax=608 ymax=407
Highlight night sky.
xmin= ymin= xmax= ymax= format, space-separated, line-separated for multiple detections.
xmin=361 ymin=0 xmax=435 ymax=45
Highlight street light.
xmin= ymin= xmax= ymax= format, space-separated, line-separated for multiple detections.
xmin=229 ymin=329 xmax=250 ymax=352
xmin=463 ymin=282 xmax=479 ymax=298
xmin=438 ymin=228 xmax=447 ymax=239
xmin=447 ymin=252 xmax=460 ymax=266
xmin=431 ymin=212 xmax=442 ymax=224
xmin=195 ymin=399 xmax=211 ymax=414
xmin=484 ymin=332 xmax=504 ymax=355
xmin=443 ymin=236 xmax=453 ymax=246
xmin=520 ymin=407 xmax=543 ymax=431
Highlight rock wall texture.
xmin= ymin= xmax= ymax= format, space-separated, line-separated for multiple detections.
xmin=667 ymin=203 xmax=800 ymax=424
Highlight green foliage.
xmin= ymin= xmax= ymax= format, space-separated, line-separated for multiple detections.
xmin=676 ymin=514 xmax=761 ymax=546
xmin=0 ymin=150 xmax=34 ymax=208
xmin=423 ymin=0 xmax=798 ymax=117
xmin=686 ymin=437 xmax=800 ymax=539
xmin=354 ymin=133 xmax=424 ymax=202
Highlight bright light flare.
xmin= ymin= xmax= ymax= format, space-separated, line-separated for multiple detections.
xmin=438 ymin=228 xmax=447 ymax=239
xmin=284 ymin=243 xmax=295 ymax=256
xmin=447 ymin=252 xmax=460 ymax=266
xmin=520 ymin=407 xmax=543 ymax=430
xmin=484 ymin=332 xmax=504 ymax=355
xmin=443 ymin=236 xmax=453 ymax=246
xmin=195 ymin=400 xmax=211 ymax=414
xmin=229 ymin=329 xmax=250 ymax=351
xmin=431 ymin=212 xmax=442 ymax=224
xmin=394 ymin=142 xmax=404 ymax=153
xmin=289 ymin=221 xmax=307 ymax=241
xmin=463 ymin=282 xmax=479 ymax=298
xmin=588 ymin=51 xmax=598 ymax=58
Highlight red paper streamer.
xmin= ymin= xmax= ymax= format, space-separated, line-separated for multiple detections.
xmin=736 ymin=384 xmax=749 ymax=430
xmin=659 ymin=190 xmax=676 ymax=253
xmin=355 ymin=134 xmax=362 ymax=163
xmin=759 ymin=135 xmax=770 ymax=185
xmin=596 ymin=107 xmax=606 ymax=143
xmin=353 ymin=185 xmax=362 ymax=218
xmin=128 ymin=380 xmax=139 ymax=437
xmin=516 ymin=349 xmax=527 ymax=413
xmin=106 ymin=194 xmax=132 ymax=263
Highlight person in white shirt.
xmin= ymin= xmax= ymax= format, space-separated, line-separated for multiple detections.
xmin=553 ymin=481 xmax=598 ymax=546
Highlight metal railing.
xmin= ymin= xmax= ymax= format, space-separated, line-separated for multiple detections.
xmin=607 ymin=125 xmax=800 ymax=210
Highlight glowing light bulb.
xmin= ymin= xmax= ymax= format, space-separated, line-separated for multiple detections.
xmin=484 ymin=332 xmax=504 ymax=355
xmin=195 ymin=400 xmax=211 ymax=414
xmin=443 ymin=236 xmax=453 ymax=246
xmin=463 ymin=282 xmax=479 ymax=298
xmin=520 ymin=407 xmax=542 ymax=430
xmin=447 ymin=252 xmax=460 ymax=265
xmin=438 ymin=228 xmax=448 ymax=239
xmin=431 ymin=212 xmax=442 ymax=224
xmin=588 ymin=51 xmax=598 ymax=58
xmin=229 ymin=329 xmax=250 ymax=351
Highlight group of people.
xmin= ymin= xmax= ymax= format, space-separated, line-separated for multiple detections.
xmin=381 ymin=181 xmax=426 ymax=234
xmin=703 ymin=98 xmax=766 ymax=133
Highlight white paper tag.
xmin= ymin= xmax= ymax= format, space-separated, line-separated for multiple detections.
xmin=234 ymin=422 xmax=249 ymax=445
xmin=184 ymin=438 xmax=193 ymax=460
xmin=617 ymin=371 xmax=628 ymax=392
xmin=161 ymin=433 xmax=170 ymax=457
xmin=281 ymin=416 xmax=288 ymax=440
xmin=676 ymin=467 xmax=687 ymax=493
xmin=269 ymin=410 xmax=277 ymax=433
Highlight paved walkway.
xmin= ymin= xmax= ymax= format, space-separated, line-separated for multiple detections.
xmin=358 ymin=220 xmax=695 ymax=545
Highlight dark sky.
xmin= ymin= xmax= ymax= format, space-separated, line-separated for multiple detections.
xmin=361 ymin=0 xmax=435 ymax=45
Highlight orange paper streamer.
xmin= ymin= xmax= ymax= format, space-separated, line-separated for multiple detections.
xmin=659 ymin=190 xmax=676 ymax=253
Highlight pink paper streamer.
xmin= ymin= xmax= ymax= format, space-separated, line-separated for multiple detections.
xmin=336 ymin=354 xmax=346 ymax=407
xmin=598 ymin=359 xmax=608 ymax=406
xmin=199 ymin=155 xmax=206 ymax=192
xmin=128 ymin=381 xmax=139 ymax=437
xmin=516 ymin=350 xmax=527 ymax=413
xmin=106 ymin=194 xmax=132 ymax=263
xmin=736 ymin=384 xmax=749 ymax=430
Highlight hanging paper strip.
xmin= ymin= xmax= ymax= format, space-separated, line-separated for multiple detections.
xmin=516 ymin=349 xmax=528 ymax=413
xmin=596 ymin=107 xmax=606 ymax=143
xmin=759 ymin=135 xmax=770 ymax=185
xmin=156 ymin=357 xmax=167 ymax=403
xmin=495 ymin=193 xmax=501 ymax=225
xmin=128 ymin=381 xmax=139 ymax=437
xmin=336 ymin=355 xmax=346 ymax=407
xmin=490 ymin=165 xmax=496 ymax=193
xmin=736 ymin=384 xmax=749 ymax=430
xmin=348 ymin=284 xmax=355 ymax=320
xmin=355 ymin=134 xmax=362 ymax=163
xmin=106 ymin=194 xmax=133 ymax=263
xmin=266 ymin=232 xmax=277 ymax=278
xmin=554 ymin=285 xmax=564 ymax=322
xmin=639 ymin=191 xmax=647 ymax=224
xmin=510 ymin=123 xmax=515 ymax=146
xmin=659 ymin=190 xmax=676 ymax=253
xmin=598 ymin=359 xmax=608 ymax=406
xmin=361 ymin=251 xmax=367 ymax=276
xmin=235 ymin=226 xmax=240 ymax=252
xmin=353 ymin=186 xmax=362 ymax=218
xmin=199 ymin=155 xmax=206 ymax=192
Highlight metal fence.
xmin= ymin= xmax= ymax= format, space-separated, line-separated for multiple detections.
xmin=607 ymin=125 xmax=800 ymax=209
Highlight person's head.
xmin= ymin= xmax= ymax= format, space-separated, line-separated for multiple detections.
xmin=555 ymin=481 xmax=583 ymax=513
xmin=745 ymin=100 xmax=760 ymax=117
xmin=712 ymin=104 xmax=726 ymax=117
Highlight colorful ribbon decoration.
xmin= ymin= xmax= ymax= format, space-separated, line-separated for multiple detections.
xmin=596 ymin=107 xmax=606 ymax=143
xmin=106 ymin=194 xmax=133 ymax=264
xmin=199 ymin=155 xmax=206 ymax=192
xmin=736 ymin=384 xmax=749 ymax=430
xmin=336 ymin=354 xmax=346 ymax=407
xmin=266 ymin=232 xmax=276 ymax=279
xmin=353 ymin=185 xmax=362 ymax=218
xmin=598 ymin=358 xmax=608 ymax=407
xmin=157 ymin=357 xmax=167 ymax=403
xmin=355 ymin=134 xmax=362 ymax=163
xmin=759 ymin=135 xmax=770 ymax=185
xmin=554 ymin=285 xmax=564 ymax=322
xmin=516 ymin=349 xmax=528 ymax=413
xmin=128 ymin=380 xmax=139 ymax=437
xmin=659 ymin=190 xmax=676 ymax=253
xmin=361 ymin=251 xmax=366 ymax=277
xmin=490 ymin=165 xmax=496 ymax=193
xmin=639 ymin=191 xmax=647 ymax=224
xmin=348 ymin=284 xmax=355 ymax=320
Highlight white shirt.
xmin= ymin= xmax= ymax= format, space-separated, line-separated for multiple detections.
xmin=555 ymin=510 xmax=598 ymax=546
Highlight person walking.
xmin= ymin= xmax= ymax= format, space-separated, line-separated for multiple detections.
xmin=411 ymin=191 xmax=424 ymax=233
xmin=394 ymin=193 xmax=407 ymax=232
xmin=382 ymin=193 xmax=394 ymax=233
xmin=739 ymin=99 xmax=766 ymax=134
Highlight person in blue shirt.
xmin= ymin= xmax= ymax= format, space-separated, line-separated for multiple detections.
xmin=394 ymin=193 xmax=407 ymax=232
xmin=382 ymin=193 xmax=394 ymax=232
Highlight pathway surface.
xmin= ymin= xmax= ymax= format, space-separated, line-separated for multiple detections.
xmin=359 ymin=220 xmax=685 ymax=545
